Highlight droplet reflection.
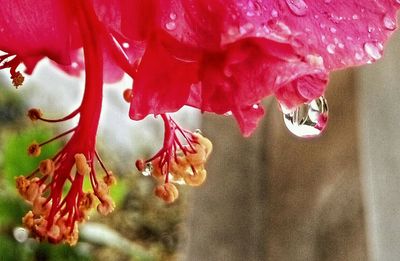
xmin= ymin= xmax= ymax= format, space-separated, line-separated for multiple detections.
xmin=281 ymin=96 xmax=329 ymax=138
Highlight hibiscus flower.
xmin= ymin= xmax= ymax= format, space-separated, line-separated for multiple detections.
xmin=0 ymin=0 xmax=398 ymax=245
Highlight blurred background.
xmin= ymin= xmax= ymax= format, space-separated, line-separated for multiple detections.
xmin=0 ymin=31 xmax=400 ymax=261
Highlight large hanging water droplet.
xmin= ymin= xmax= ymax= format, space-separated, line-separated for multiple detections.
xmin=141 ymin=162 xmax=153 ymax=176
xmin=285 ymin=0 xmax=308 ymax=16
xmin=282 ymin=96 xmax=329 ymax=138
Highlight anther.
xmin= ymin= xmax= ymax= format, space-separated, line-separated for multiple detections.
xmin=27 ymin=142 xmax=41 ymax=157
xmin=27 ymin=108 xmax=43 ymax=121
xmin=75 ymin=154 xmax=90 ymax=176
xmin=11 ymin=71 xmax=24 ymax=88
xmin=154 ymin=183 xmax=179 ymax=203
xmin=39 ymin=159 xmax=55 ymax=176
xmin=123 ymin=88 xmax=133 ymax=103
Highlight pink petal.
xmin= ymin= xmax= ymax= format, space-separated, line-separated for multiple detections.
xmin=222 ymin=0 xmax=400 ymax=70
xmin=0 ymin=0 xmax=71 ymax=65
xmin=129 ymin=37 xmax=199 ymax=120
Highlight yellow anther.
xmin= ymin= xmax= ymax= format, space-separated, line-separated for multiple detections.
xmin=170 ymin=156 xmax=189 ymax=178
xmin=184 ymin=169 xmax=207 ymax=186
xmin=123 ymin=88 xmax=133 ymax=103
xmin=96 ymin=195 xmax=115 ymax=215
xmin=79 ymin=192 xmax=95 ymax=213
xmin=47 ymin=225 xmax=61 ymax=243
xmin=32 ymin=196 xmax=50 ymax=216
xmin=64 ymin=223 xmax=79 ymax=246
xmin=27 ymin=108 xmax=43 ymax=121
xmin=39 ymin=159 xmax=55 ymax=176
xmin=103 ymin=171 xmax=117 ymax=186
xmin=16 ymin=176 xmax=30 ymax=195
xmin=27 ymin=142 xmax=41 ymax=157
xmin=186 ymin=144 xmax=207 ymax=166
xmin=25 ymin=181 xmax=40 ymax=202
xmin=22 ymin=211 xmax=35 ymax=229
xmin=193 ymin=133 xmax=213 ymax=158
xmin=12 ymin=71 xmax=24 ymax=88
xmin=74 ymin=154 xmax=90 ymax=176
xmin=151 ymin=158 xmax=164 ymax=180
xmin=154 ymin=183 xmax=179 ymax=203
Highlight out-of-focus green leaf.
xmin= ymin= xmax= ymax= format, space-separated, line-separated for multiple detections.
xmin=34 ymin=243 xmax=91 ymax=261
xmin=2 ymin=126 xmax=62 ymax=190
xmin=0 ymin=235 xmax=31 ymax=261
xmin=0 ymin=196 xmax=28 ymax=228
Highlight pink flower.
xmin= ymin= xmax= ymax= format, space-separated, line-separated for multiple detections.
xmin=0 ymin=0 xmax=398 ymax=244
xmin=127 ymin=0 xmax=399 ymax=135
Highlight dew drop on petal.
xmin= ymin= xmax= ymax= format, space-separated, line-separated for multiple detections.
xmin=364 ymin=42 xmax=382 ymax=60
xmin=165 ymin=21 xmax=176 ymax=31
xmin=169 ymin=13 xmax=177 ymax=20
xmin=224 ymin=111 xmax=233 ymax=116
xmin=285 ymin=0 xmax=308 ymax=16
xmin=383 ymin=15 xmax=396 ymax=31
xmin=281 ymin=96 xmax=329 ymax=138
xmin=327 ymin=44 xmax=336 ymax=54
xmin=141 ymin=162 xmax=153 ymax=176
xmin=13 ymin=227 xmax=28 ymax=243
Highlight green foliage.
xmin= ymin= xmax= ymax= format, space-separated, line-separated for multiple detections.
xmin=0 ymin=196 xmax=28 ymax=228
xmin=1 ymin=126 xmax=61 ymax=191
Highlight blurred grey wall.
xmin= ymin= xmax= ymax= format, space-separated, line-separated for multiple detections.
xmin=357 ymin=31 xmax=400 ymax=261
xmin=183 ymin=68 xmax=367 ymax=260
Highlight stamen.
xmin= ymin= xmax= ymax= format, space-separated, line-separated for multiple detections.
xmin=38 ymin=127 xmax=76 ymax=147
xmin=74 ymin=154 xmax=90 ymax=176
xmin=27 ymin=142 xmax=41 ymax=157
xmin=11 ymin=71 xmax=24 ymax=88
xmin=27 ymin=108 xmax=43 ymax=121
xmin=123 ymin=88 xmax=133 ymax=103
xmin=154 ymin=183 xmax=179 ymax=203
xmin=39 ymin=159 xmax=55 ymax=176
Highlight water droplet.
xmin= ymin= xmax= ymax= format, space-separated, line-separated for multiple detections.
xmin=122 ymin=42 xmax=130 ymax=49
xmin=224 ymin=111 xmax=233 ymax=116
xmin=368 ymin=25 xmax=375 ymax=33
xmin=169 ymin=13 xmax=177 ymax=20
xmin=165 ymin=21 xmax=176 ymax=31
xmin=141 ymin=162 xmax=153 ymax=176
xmin=285 ymin=0 xmax=308 ymax=16
xmin=281 ymin=96 xmax=329 ymax=138
xmin=352 ymin=14 xmax=360 ymax=20
xmin=239 ymin=22 xmax=254 ymax=34
xmin=327 ymin=44 xmax=336 ymax=54
xmin=71 ymin=62 xmax=79 ymax=69
xmin=271 ymin=9 xmax=278 ymax=17
xmin=13 ymin=227 xmax=28 ymax=243
xmin=383 ymin=15 xmax=396 ymax=30
xmin=329 ymin=27 xmax=337 ymax=33
xmin=364 ymin=42 xmax=382 ymax=60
